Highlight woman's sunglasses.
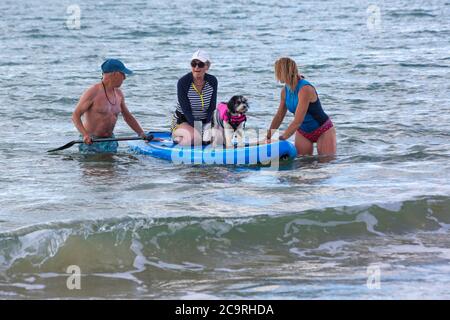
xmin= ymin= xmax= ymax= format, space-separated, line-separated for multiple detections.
xmin=191 ymin=60 xmax=206 ymax=68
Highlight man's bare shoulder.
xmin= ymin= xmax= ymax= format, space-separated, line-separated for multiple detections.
xmin=115 ymin=88 xmax=126 ymax=109
xmin=74 ymin=83 xmax=101 ymax=112
xmin=116 ymin=88 xmax=125 ymax=99
xmin=82 ymin=83 xmax=102 ymax=99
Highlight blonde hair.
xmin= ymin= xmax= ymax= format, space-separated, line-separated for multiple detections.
xmin=274 ymin=57 xmax=299 ymax=91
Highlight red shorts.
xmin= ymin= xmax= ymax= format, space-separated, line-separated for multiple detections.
xmin=297 ymin=119 xmax=334 ymax=143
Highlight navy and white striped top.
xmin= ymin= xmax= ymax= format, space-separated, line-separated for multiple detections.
xmin=176 ymin=82 xmax=213 ymax=120
xmin=176 ymin=72 xmax=218 ymax=126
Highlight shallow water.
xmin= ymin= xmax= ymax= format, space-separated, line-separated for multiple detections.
xmin=0 ymin=0 xmax=449 ymax=299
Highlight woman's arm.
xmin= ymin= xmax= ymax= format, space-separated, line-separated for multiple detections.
xmin=279 ymin=85 xmax=314 ymax=140
xmin=205 ymin=75 xmax=218 ymax=124
xmin=267 ymin=88 xmax=287 ymax=140
xmin=177 ymin=76 xmax=195 ymax=127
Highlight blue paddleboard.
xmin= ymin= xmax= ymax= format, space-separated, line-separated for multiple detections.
xmin=128 ymin=132 xmax=297 ymax=165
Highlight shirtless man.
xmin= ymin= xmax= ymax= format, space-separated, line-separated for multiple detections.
xmin=72 ymin=59 xmax=150 ymax=153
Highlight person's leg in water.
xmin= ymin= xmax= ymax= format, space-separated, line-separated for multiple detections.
xmin=295 ymin=131 xmax=314 ymax=156
xmin=317 ymin=126 xmax=336 ymax=155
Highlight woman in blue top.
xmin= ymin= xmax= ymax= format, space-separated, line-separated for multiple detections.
xmin=267 ymin=57 xmax=336 ymax=155
xmin=171 ymin=49 xmax=218 ymax=146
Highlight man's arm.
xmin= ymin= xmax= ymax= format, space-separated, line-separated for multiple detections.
xmin=119 ymin=91 xmax=146 ymax=138
xmin=72 ymin=86 xmax=96 ymax=144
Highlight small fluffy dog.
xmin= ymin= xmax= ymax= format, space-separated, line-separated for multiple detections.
xmin=213 ymin=95 xmax=249 ymax=148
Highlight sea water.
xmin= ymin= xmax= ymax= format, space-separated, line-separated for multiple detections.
xmin=0 ymin=0 xmax=449 ymax=299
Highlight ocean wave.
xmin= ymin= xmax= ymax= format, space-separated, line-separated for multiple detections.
xmin=1 ymin=196 xmax=449 ymax=275
xmin=399 ymin=63 xmax=450 ymax=68
xmin=388 ymin=10 xmax=438 ymax=18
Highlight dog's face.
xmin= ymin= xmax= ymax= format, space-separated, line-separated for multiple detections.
xmin=227 ymin=95 xmax=249 ymax=115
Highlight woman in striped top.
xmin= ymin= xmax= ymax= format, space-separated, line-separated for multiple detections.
xmin=171 ymin=49 xmax=218 ymax=146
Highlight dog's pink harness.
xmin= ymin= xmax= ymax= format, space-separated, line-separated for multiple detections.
xmin=217 ymin=102 xmax=247 ymax=129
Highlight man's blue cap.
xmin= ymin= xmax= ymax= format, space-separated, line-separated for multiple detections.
xmin=101 ymin=59 xmax=133 ymax=75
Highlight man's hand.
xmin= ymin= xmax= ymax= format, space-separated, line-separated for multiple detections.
xmin=83 ymin=134 xmax=93 ymax=145
xmin=139 ymin=132 xmax=152 ymax=141
xmin=141 ymin=132 xmax=164 ymax=142
xmin=140 ymin=132 xmax=165 ymax=142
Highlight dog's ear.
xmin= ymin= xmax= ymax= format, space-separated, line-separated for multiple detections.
xmin=227 ymin=96 xmax=238 ymax=113
xmin=236 ymin=95 xmax=248 ymax=107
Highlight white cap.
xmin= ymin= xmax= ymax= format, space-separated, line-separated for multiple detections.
xmin=191 ymin=49 xmax=210 ymax=63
